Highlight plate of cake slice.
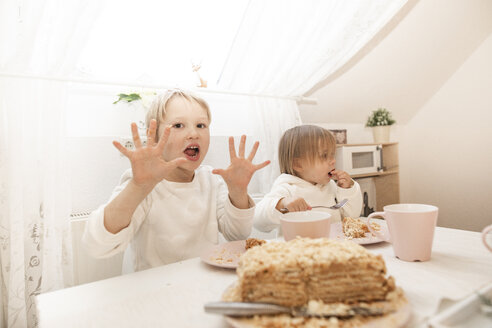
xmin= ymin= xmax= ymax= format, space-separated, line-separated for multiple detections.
xmin=200 ymin=238 xmax=267 ymax=269
xmin=330 ymin=217 xmax=388 ymax=245
xmin=219 ymin=237 xmax=411 ymax=328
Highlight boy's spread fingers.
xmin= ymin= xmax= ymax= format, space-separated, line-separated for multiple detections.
xmin=147 ymin=120 xmax=157 ymax=146
xmin=254 ymin=160 xmax=271 ymax=171
xmin=247 ymin=141 xmax=259 ymax=161
xmin=157 ymin=126 xmax=171 ymax=151
xmin=112 ymin=140 xmax=129 ymax=157
xmin=212 ymin=168 xmax=224 ymax=175
xmin=228 ymin=137 xmax=237 ymax=159
xmin=238 ymin=135 xmax=246 ymax=158
xmin=132 ymin=123 xmax=143 ymax=148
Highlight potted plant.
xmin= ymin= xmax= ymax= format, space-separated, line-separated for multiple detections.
xmin=365 ymin=108 xmax=396 ymax=143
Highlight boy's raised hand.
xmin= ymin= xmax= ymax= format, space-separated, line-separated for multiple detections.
xmin=112 ymin=120 xmax=187 ymax=190
xmin=212 ymin=135 xmax=270 ymax=208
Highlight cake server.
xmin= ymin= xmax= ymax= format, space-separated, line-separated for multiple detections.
xmin=204 ymin=301 xmax=389 ymax=318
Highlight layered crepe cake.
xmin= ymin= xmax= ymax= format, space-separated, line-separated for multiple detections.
xmin=223 ymin=237 xmax=407 ymax=327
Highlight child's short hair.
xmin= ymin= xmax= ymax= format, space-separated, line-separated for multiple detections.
xmin=278 ymin=125 xmax=336 ymax=176
xmin=145 ymin=89 xmax=211 ymax=140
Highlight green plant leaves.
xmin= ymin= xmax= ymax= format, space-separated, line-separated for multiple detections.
xmin=366 ymin=108 xmax=396 ymax=127
xmin=113 ymin=93 xmax=142 ymax=104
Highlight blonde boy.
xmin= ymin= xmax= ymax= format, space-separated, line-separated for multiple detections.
xmin=83 ymin=89 xmax=269 ymax=271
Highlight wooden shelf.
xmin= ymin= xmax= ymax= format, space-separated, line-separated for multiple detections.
xmin=351 ymin=168 xmax=399 ymax=179
xmin=336 ymin=142 xmax=398 ymax=147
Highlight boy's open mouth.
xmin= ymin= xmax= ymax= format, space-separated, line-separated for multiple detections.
xmin=328 ymin=169 xmax=335 ymax=177
xmin=183 ymin=144 xmax=200 ymax=161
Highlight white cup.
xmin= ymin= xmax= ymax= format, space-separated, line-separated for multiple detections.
xmin=367 ymin=204 xmax=438 ymax=262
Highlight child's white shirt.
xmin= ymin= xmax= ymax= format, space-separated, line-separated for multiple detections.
xmin=254 ymin=174 xmax=362 ymax=232
xmin=82 ymin=165 xmax=254 ymax=271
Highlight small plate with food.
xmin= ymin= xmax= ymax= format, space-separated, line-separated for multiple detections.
xmin=330 ymin=217 xmax=388 ymax=245
xmin=200 ymin=238 xmax=266 ymax=269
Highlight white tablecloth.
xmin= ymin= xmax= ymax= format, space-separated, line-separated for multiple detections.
xmin=36 ymin=227 xmax=492 ymax=328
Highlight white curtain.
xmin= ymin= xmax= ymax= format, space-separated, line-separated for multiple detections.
xmin=218 ymin=0 xmax=408 ymax=96
xmin=0 ymin=1 xmax=103 ymax=327
xmin=218 ymin=0 xmax=407 ymax=192
xmin=247 ymin=96 xmax=301 ymax=195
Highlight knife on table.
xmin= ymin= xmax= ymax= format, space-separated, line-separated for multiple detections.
xmin=204 ymin=301 xmax=390 ymax=318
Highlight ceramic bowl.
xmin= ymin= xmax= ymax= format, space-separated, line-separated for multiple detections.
xmin=280 ymin=210 xmax=332 ymax=241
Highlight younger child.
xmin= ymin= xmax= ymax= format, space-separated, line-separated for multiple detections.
xmin=83 ymin=89 xmax=269 ymax=271
xmin=254 ymin=125 xmax=362 ymax=233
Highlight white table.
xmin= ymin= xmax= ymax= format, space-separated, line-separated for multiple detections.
xmin=36 ymin=227 xmax=492 ymax=328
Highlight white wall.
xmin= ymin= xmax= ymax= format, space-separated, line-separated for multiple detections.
xmin=400 ymin=33 xmax=492 ymax=232
xmin=311 ymin=123 xmax=402 ymax=145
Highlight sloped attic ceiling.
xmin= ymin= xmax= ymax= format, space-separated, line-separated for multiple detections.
xmin=299 ymin=0 xmax=492 ymax=125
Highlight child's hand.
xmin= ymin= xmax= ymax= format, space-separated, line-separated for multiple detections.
xmin=212 ymin=135 xmax=270 ymax=207
xmin=330 ymin=169 xmax=354 ymax=188
xmin=276 ymin=196 xmax=311 ymax=213
xmin=113 ymin=120 xmax=187 ymax=190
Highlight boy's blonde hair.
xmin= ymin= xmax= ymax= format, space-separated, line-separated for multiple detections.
xmin=278 ymin=125 xmax=336 ymax=176
xmin=145 ymin=89 xmax=211 ymax=140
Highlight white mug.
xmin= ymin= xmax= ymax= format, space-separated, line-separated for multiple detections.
xmin=482 ymin=224 xmax=492 ymax=252
xmin=367 ymin=204 xmax=438 ymax=262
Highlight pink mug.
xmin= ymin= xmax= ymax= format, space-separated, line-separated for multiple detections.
xmin=483 ymin=225 xmax=492 ymax=252
xmin=367 ymin=204 xmax=438 ymax=262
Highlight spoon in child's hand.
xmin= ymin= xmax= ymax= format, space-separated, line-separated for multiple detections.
xmin=279 ymin=198 xmax=348 ymax=214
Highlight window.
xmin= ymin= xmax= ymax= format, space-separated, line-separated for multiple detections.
xmin=77 ymin=0 xmax=248 ymax=88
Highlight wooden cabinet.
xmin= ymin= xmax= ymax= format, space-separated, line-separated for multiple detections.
xmin=336 ymin=142 xmax=400 ymax=212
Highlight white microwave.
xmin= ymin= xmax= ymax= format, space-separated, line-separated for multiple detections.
xmin=335 ymin=145 xmax=382 ymax=175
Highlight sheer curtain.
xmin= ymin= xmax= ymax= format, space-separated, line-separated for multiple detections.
xmin=247 ymin=96 xmax=301 ymax=195
xmin=219 ymin=0 xmax=408 ymax=95
xmin=218 ymin=0 xmax=407 ymax=192
xmin=0 ymin=1 xmax=103 ymax=327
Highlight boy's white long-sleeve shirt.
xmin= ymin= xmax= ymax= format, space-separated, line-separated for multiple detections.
xmin=82 ymin=165 xmax=254 ymax=271
xmin=254 ymin=174 xmax=362 ymax=232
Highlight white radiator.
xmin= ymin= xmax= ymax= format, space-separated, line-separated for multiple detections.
xmin=70 ymin=212 xmax=126 ymax=285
